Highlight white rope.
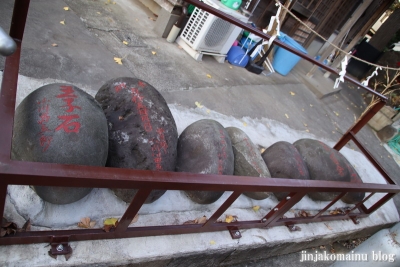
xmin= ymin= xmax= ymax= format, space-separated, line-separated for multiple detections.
xmin=274 ymin=0 xmax=400 ymax=71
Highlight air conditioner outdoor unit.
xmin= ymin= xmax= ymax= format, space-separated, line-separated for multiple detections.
xmin=177 ymin=0 xmax=249 ymax=61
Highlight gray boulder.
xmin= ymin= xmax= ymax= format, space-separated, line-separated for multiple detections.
xmin=12 ymin=83 xmax=108 ymax=204
xmin=293 ymin=139 xmax=364 ymax=203
xmin=226 ymin=127 xmax=271 ymax=200
xmin=262 ymin=141 xmax=310 ymax=200
xmin=176 ymin=119 xmax=234 ymax=204
xmin=95 ymin=77 xmax=178 ymax=204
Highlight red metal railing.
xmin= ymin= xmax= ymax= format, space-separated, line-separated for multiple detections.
xmin=0 ymin=0 xmax=399 ymax=257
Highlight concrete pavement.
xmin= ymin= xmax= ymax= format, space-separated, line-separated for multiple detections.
xmin=1 ymin=0 xmax=399 ymax=266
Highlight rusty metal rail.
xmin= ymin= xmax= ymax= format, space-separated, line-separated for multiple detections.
xmin=0 ymin=0 xmax=399 ymax=255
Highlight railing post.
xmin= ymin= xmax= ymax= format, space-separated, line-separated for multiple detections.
xmin=203 ymin=191 xmax=242 ymax=228
xmin=0 ymin=183 xmax=7 ymax=221
xmin=261 ymin=192 xmax=306 ymax=226
xmin=115 ymin=189 xmax=152 ymax=232
xmin=365 ymin=193 xmax=397 ymax=214
xmin=334 ymin=100 xmax=386 ymax=151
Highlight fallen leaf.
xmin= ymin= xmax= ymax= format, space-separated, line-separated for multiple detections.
xmin=310 ymin=104 xmax=313 ymax=107
xmin=15 ymin=219 xmax=31 ymax=233
xmin=225 ymin=215 xmax=238 ymax=223
xmin=243 ymin=121 xmax=247 ymax=127
xmin=123 ymin=41 xmax=129 ymax=45
xmin=290 ymin=91 xmax=295 ymax=96
xmin=306 ymin=129 xmax=309 ymax=132
xmin=195 ymin=101 xmax=203 ymax=108
xmin=104 ymin=217 xmax=118 ymax=226
xmin=114 ymin=57 xmax=123 ymax=65
xmin=329 ymin=208 xmax=344 ymax=215
xmin=347 ymin=107 xmax=350 ymax=110
xmin=229 ymin=66 xmax=233 ymax=69
xmin=206 ymin=74 xmax=212 ymax=78
xmin=324 ymin=223 xmax=333 ymax=230
xmin=206 ymin=109 xmax=210 ymax=114
xmin=333 ymin=111 xmax=339 ymax=116
xmin=183 ymin=216 xmax=207 ymax=224
xmin=148 ymin=17 xmax=156 ymax=21
xmin=285 ymin=114 xmax=289 ymax=119
xmin=320 ymin=245 xmax=326 ymax=249
xmin=252 ymin=205 xmax=260 ymax=212
xmin=297 ymin=210 xmax=311 ymax=217
xmin=210 ymin=240 xmax=216 ymax=245
xmin=1 ymin=218 xmax=18 ymax=236
xmin=60 ymin=20 xmax=65 ymax=25
xmin=78 ymin=217 xmax=96 ymax=228
xmin=63 ymin=7 xmax=69 ymax=11
xmin=97 ymin=12 xmax=101 ymax=14
xmin=118 ymin=116 xmax=124 ymax=120
xmin=303 ymin=123 xmax=308 ymax=127
xmin=130 ymin=214 xmax=139 ymax=224
xmin=113 ymin=1 xmax=116 ymax=4
xmin=103 ymin=218 xmax=118 ymax=232
xmin=51 ymin=43 xmax=58 ymax=47
xmin=152 ymin=51 xmax=156 ymax=55
xmin=332 ymin=131 xmax=335 ymax=134
xmin=331 ymin=248 xmax=335 ymax=254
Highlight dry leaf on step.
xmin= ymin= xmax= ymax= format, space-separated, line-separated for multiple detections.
xmin=114 ymin=57 xmax=123 ymax=65
xmin=324 ymin=223 xmax=333 ymax=230
xmin=285 ymin=114 xmax=289 ymax=119
xmin=130 ymin=214 xmax=139 ymax=224
xmin=206 ymin=74 xmax=212 ymax=78
xmin=63 ymin=7 xmax=69 ymax=11
xmin=60 ymin=20 xmax=65 ymax=25
xmin=290 ymin=91 xmax=295 ymax=96
xmin=252 ymin=205 xmax=260 ymax=212
xmin=123 ymin=41 xmax=128 ymax=45
xmin=183 ymin=216 xmax=207 ymax=225
xmin=195 ymin=101 xmax=203 ymax=108
xmin=78 ymin=217 xmax=96 ymax=228
xmin=225 ymin=215 xmax=238 ymax=223
xmin=152 ymin=51 xmax=156 ymax=55
xmin=51 ymin=43 xmax=58 ymax=47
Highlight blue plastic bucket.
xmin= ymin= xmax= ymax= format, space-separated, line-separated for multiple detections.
xmin=227 ymin=46 xmax=249 ymax=68
xmin=272 ymin=33 xmax=308 ymax=76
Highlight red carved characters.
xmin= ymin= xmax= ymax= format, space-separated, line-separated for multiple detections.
xmin=37 ymin=97 xmax=53 ymax=152
xmin=130 ymin=87 xmax=153 ymax=132
xmin=55 ymin=85 xmax=81 ymax=133
xmin=152 ymin=128 xmax=168 ymax=170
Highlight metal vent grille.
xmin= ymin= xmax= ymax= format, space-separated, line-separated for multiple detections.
xmin=203 ymin=18 xmax=232 ymax=48
xmin=181 ymin=8 xmax=209 ymax=45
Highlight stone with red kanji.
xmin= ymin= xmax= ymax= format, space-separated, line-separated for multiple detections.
xmin=12 ymin=83 xmax=108 ymax=204
xmin=226 ymin=127 xmax=271 ymax=200
xmin=293 ymin=139 xmax=365 ymax=203
xmin=262 ymin=141 xmax=310 ymax=200
xmin=95 ymin=77 xmax=178 ymax=204
xmin=176 ymin=119 xmax=234 ymax=204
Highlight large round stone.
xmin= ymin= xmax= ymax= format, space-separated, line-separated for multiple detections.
xmin=95 ymin=77 xmax=178 ymax=204
xmin=226 ymin=127 xmax=271 ymax=200
xmin=176 ymin=119 xmax=234 ymax=204
xmin=293 ymin=139 xmax=364 ymax=203
xmin=262 ymin=141 xmax=310 ymax=200
xmin=12 ymin=83 xmax=108 ymax=204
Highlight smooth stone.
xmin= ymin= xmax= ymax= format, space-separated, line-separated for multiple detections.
xmin=226 ymin=127 xmax=271 ymax=200
xmin=262 ymin=141 xmax=310 ymax=201
xmin=12 ymin=83 xmax=108 ymax=204
xmin=95 ymin=77 xmax=178 ymax=204
xmin=293 ymin=139 xmax=364 ymax=203
xmin=176 ymin=119 xmax=234 ymax=204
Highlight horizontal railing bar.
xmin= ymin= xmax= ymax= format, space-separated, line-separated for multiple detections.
xmin=0 ymin=212 xmax=369 ymax=246
xmin=1 ymin=160 xmax=399 ymax=193
xmin=346 ymin=192 xmax=375 ymax=214
xmin=183 ymin=0 xmax=387 ymax=101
